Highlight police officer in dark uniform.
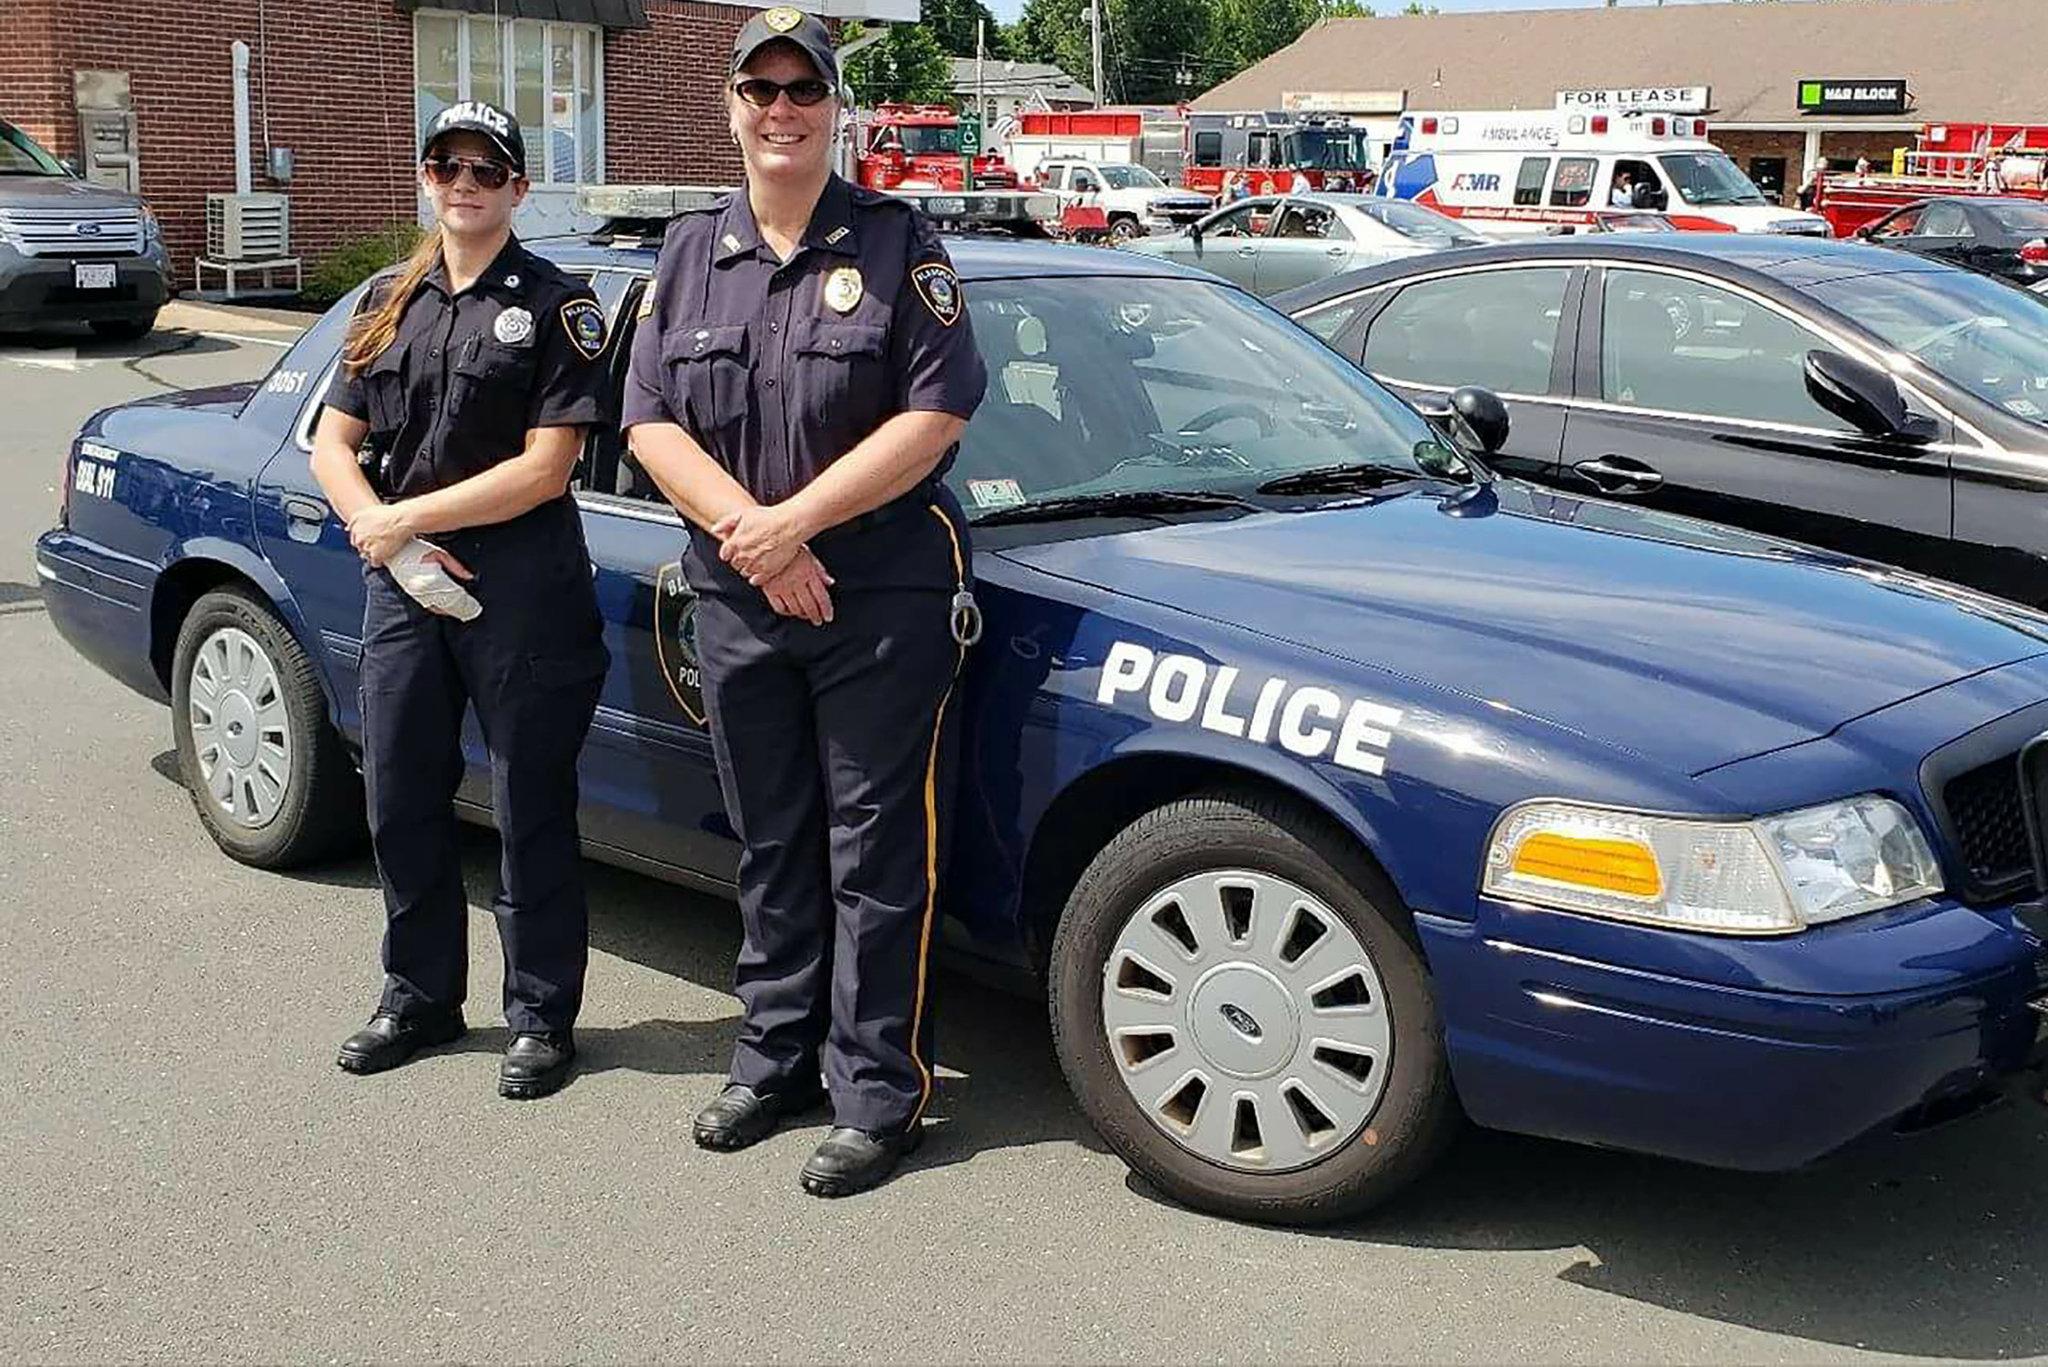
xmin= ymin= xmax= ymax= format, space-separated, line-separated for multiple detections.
xmin=311 ymin=101 xmax=612 ymax=1100
xmin=623 ymin=8 xmax=986 ymax=1196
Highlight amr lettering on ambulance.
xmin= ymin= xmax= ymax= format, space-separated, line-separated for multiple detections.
xmin=1375 ymin=109 xmax=1829 ymax=235
xmin=1096 ymin=641 xmax=1402 ymax=778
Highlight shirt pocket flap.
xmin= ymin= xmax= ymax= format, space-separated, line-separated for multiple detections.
xmin=365 ymin=342 xmax=409 ymax=378
xmin=455 ymin=340 xmax=537 ymax=379
xmin=663 ymin=323 xmax=750 ymax=364
xmin=794 ymin=319 xmax=888 ymax=359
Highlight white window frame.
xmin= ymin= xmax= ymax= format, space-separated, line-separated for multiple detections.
xmin=413 ymin=9 xmax=606 ymax=186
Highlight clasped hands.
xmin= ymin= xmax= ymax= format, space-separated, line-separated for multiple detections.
xmin=346 ymin=502 xmax=475 ymax=586
xmin=712 ymin=501 xmax=835 ymax=627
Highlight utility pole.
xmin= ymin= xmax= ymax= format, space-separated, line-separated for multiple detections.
xmin=976 ymin=18 xmax=986 ymax=126
xmin=1090 ymin=0 xmax=1104 ymax=108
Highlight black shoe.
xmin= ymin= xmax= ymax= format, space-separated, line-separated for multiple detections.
xmin=336 ymin=1010 xmax=466 ymax=1075
xmin=692 ymin=1082 xmax=826 ymax=1151
xmin=498 ymin=1031 xmax=576 ymax=1100
xmin=799 ymin=1123 xmax=924 ymax=1197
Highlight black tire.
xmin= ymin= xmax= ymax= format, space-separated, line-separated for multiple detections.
xmin=170 ymin=587 xmax=364 ymax=868
xmin=1107 ymin=215 xmax=1141 ymax=242
xmin=1048 ymin=787 xmax=1458 ymax=1225
xmin=90 ymin=313 xmax=157 ymax=342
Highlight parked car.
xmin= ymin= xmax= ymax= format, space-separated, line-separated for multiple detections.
xmin=1276 ymin=235 xmax=2048 ymax=608
xmin=1121 ymin=192 xmax=1488 ymax=296
xmin=37 ymin=226 xmax=2048 ymax=1226
xmin=0 ymin=118 xmax=169 ymax=339
xmin=1855 ymin=195 xmax=2048 ymax=290
xmin=1032 ymin=157 xmax=1212 ymax=241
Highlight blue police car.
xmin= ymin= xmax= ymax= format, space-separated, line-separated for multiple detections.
xmin=35 ymin=211 xmax=2048 ymax=1224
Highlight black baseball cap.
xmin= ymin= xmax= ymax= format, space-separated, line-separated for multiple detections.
xmin=421 ymin=100 xmax=526 ymax=176
xmin=731 ymin=6 xmax=840 ymax=88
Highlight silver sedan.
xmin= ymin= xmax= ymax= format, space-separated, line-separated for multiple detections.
xmin=1122 ymin=193 xmax=1488 ymax=296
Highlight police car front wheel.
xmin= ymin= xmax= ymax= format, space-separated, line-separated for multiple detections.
xmin=170 ymin=588 xmax=363 ymax=868
xmin=1049 ymin=788 xmax=1457 ymax=1225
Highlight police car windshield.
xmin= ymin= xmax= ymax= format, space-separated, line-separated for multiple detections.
xmin=0 ymin=123 xmax=67 ymax=176
xmin=949 ymin=277 xmax=1466 ymax=518
xmin=1287 ymin=130 xmax=1368 ymax=171
xmin=1657 ymin=152 xmax=1768 ymax=206
xmin=1808 ymin=270 xmax=2048 ymax=429
xmin=898 ymin=126 xmax=964 ymax=156
xmin=1099 ymin=164 xmax=1166 ymax=190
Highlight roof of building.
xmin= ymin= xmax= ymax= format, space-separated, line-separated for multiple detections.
xmin=1194 ymin=0 xmax=2043 ymax=125
xmin=948 ymin=57 xmax=1096 ymax=107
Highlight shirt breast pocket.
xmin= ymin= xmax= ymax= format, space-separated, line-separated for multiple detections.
xmin=662 ymin=323 xmax=751 ymax=442
xmin=452 ymin=340 xmax=537 ymax=447
xmin=794 ymin=319 xmax=888 ymax=417
xmin=364 ymin=343 xmax=411 ymax=438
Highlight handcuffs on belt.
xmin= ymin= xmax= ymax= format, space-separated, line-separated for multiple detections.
xmin=949 ymin=586 xmax=983 ymax=648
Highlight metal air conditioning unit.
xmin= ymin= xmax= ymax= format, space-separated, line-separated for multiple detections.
xmin=205 ymin=192 xmax=290 ymax=260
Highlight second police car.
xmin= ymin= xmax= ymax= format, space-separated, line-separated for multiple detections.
xmin=34 ymin=190 xmax=2048 ymax=1224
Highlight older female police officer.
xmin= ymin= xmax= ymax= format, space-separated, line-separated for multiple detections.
xmin=313 ymin=102 xmax=611 ymax=1100
xmin=624 ymin=8 xmax=986 ymax=1196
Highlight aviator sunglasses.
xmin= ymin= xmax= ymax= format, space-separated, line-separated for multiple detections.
xmin=733 ymin=76 xmax=834 ymax=108
xmin=422 ymin=153 xmax=516 ymax=190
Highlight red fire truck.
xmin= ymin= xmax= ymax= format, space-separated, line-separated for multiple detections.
xmin=1815 ymin=122 xmax=2048 ymax=238
xmin=1183 ymin=111 xmax=1374 ymax=197
xmin=854 ymin=103 xmax=1022 ymax=193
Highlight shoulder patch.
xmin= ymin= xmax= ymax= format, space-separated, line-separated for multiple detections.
xmin=909 ymin=261 xmax=963 ymax=327
xmin=560 ymin=298 xmax=609 ymax=360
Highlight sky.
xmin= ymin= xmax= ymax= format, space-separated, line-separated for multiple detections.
xmin=984 ymin=0 xmax=1751 ymax=24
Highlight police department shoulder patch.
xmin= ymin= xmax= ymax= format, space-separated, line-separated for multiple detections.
xmin=560 ymin=298 xmax=608 ymax=360
xmin=763 ymin=5 xmax=804 ymax=32
xmin=909 ymin=261 xmax=963 ymax=327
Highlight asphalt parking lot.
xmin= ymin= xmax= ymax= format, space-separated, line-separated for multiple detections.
xmin=5 ymin=305 xmax=2048 ymax=1365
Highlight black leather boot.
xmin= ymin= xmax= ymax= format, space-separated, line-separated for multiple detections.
xmin=799 ymin=1124 xmax=924 ymax=1197
xmin=692 ymin=1083 xmax=827 ymax=1151
xmin=335 ymin=1010 xmax=466 ymax=1075
xmin=498 ymin=1031 xmax=576 ymax=1100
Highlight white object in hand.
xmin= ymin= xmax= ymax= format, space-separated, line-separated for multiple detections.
xmin=390 ymin=537 xmax=481 ymax=621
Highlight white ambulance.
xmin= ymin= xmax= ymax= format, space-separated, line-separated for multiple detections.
xmin=1373 ymin=109 xmax=1830 ymax=236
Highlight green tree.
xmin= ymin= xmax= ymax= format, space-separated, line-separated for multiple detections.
xmin=842 ymin=21 xmax=954 ymax=105
xmin=1009 ymin=0 xmax=1093 ymax=94
xmin=1323 ymin=0 xmax=1374 ymax=13
xmin=1213 ymin=0 xmax=1321 ymax=71
xmin=1104 ymin=0 xmax=1215 ymax=103
xmin=922 ymin=0 xmax=1010 ymax=57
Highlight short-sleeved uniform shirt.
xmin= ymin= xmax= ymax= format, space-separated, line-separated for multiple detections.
xmin=325 ymin=236 xmax=611 ymax=498
xmin=622 ymin=175 xmax=987 ymax=594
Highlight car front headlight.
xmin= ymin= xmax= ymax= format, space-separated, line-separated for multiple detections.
xmin=1482 ymin=795 xmax=1943 ymax=935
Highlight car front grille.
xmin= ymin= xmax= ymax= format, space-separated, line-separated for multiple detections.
xmin=0 ymin=205 xmax=145 ymax=257
xmin=1941 ymin=754 xmax=2034 ymax=891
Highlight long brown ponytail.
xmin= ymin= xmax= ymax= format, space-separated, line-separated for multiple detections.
xmin=340 ymin=226 xmax=444 ymax=375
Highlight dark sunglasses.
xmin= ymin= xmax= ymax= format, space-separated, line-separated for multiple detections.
xmin=422 ymin=154 xmax=515 ymax=190
xmin=732 ymin=76 xmax=833 ymax=109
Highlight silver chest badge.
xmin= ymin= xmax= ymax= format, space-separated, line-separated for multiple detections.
xmin=823 ymin=266 xmax=864 ymax=314
xmin=493 ymin=307 xmax=535 ymax=345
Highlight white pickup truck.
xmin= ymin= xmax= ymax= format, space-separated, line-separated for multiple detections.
xmin=1032 ymin=157 xmax=1212 ymax=241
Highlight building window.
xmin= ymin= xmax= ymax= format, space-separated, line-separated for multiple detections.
xmin=415 ymin=10 xmax=604 ymax=185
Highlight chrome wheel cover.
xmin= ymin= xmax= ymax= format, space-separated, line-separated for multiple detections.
xmin=186 ymin=625 xmax=292 ymax=829
xmin=1101 ymin=870 xmax=1392 ymax=1173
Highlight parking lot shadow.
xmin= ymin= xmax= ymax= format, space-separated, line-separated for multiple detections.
xmin=1281 ymin=1110 xmax=2048 ymax=1359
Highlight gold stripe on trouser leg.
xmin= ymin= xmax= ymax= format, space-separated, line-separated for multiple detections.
xmin=908 ymin=503 xmax=969 ymax=1125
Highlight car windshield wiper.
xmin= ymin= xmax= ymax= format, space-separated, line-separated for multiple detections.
xmin=972 ymin=489 xmax=1261 ymax=526
xmin=1254 ymin=463 xmax=1442 ymax=495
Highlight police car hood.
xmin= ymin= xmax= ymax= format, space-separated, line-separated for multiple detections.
xmin=998 ymin=484 xmax=2048 ymax=775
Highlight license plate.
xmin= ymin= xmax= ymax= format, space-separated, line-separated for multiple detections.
xmin=73 ymin=262 xmax=117 ymax=289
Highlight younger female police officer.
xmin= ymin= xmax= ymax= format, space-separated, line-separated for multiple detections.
xmin=312 ymin=101 xmax=612 ymax=1100
xmin=624 ymin=8 xmax=986 ymax=1196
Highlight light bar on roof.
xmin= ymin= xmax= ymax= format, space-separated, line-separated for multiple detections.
xmin=575 ymin=185 xmax=729 ymax=219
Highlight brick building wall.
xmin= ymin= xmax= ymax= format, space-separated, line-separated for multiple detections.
xmin=5 ymin=0 xmax=757 ymax=292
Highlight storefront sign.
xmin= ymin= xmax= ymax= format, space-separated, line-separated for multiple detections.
xmin=1797 ymin=79 xmax=1909 ymax=115
xmin=1282 ymin=90 xmax=1406 ymax=116
xmin=1555 ymin=87 xmax=1710 ymax=114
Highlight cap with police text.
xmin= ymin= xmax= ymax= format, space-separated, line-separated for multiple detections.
xmin=731 ymin=7 xmax=840 ymax=89
xmin=422 ymin=100 xmax=526 ymax=176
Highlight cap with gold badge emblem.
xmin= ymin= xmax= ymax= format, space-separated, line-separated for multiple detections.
xmin=731 ymin=7 xmax=840 ymax=88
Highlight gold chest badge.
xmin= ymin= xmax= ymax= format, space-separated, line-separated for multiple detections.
xmin=823 ymin=266 xmax=864 ymax=314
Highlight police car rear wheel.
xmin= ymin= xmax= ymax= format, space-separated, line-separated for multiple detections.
xmin=1050 ymin=788 xmax=1456 ymax=1225
xmin=171 ymin=588 xmax=363 ymax=868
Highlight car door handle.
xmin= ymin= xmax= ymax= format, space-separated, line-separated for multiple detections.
xmin=1325 ymin=245 xmax=1347 ymax=256
xmin=282 ymin=494 xmax=329 ymax=524
xmin=1235 ymin=245 xmax=1258 ymax=256
xmin=1572 ymin=455 xmax=1664 ymax=493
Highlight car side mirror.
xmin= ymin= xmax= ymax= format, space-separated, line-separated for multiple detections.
xmin=1418 ymin=386 xmax=1511 ymax=454
xmin=1188 ymin=220 xmax=1203 ymax=243
xmin=60 ymin=157 xmax=81 ymax=177
xmin=1803 ymin=349 xmax=1938 ymax=443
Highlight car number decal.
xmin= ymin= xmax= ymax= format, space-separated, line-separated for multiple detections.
xmin=72 ymin=442 xmax=120 ymax=499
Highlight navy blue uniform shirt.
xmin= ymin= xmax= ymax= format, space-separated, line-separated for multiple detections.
xmin=326 ymin=236 xmax=610 ymax=498
xmin=622 ymin=176 xmax=986 ymax=591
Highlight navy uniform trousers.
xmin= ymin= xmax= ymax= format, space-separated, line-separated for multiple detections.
xmin=695 ymin=501 xmax=969 ymax=1135
xmin=358 ymin=499 xmax=608 ymax=1034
